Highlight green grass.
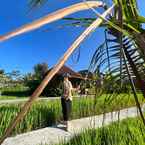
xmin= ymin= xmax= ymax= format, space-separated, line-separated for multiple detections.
xmin=58 ymin=116 xmax=145 ymax=145
xmin=0 ymin=96 xmax=26 ymax=100
xmin=0 ymin=93 xmax=144 ymax=137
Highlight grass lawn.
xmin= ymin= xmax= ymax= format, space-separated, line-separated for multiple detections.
xmin=0 ymin=93 xmax=144 ymax=137
xmin=0 ymin=96 xmax=27 ymax=100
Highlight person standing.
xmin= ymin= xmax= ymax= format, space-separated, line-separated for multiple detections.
xmin=61 ymin=73 xmax=73 ymax=131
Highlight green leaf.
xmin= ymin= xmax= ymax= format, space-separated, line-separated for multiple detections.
xmin=137 ymin=16 xmax=145 ymax=23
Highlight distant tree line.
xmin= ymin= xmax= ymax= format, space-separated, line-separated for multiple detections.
xmin=0 ymin=62 xmax=136 ymax=97
xmin=0 ymin=62 xmax=62 ymax=97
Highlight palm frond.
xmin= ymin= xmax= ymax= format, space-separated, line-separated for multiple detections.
xmin=29 ymin=0 xmax=47 ymax=8
xmin=88 ymin=28 xmax=145 ymax=124
xmin=89 ymin=29 xmax=145 ymax=100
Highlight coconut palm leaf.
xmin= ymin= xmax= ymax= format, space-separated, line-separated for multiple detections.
xmin=29 ymin=0 xmax=47 ymax=8
xmin=0 ymin=1 xmax=105 ymax=42
xmin=90 ymin=29 xmax=145 ymax=88
xmin=89 ymin=28 xmax=145 ymax=123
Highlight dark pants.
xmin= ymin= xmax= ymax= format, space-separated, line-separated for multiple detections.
xmin=61 ymin=98 xmax=72 ymax=121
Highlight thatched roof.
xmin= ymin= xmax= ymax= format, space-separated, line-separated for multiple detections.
xmin=50 ymin=65 xmax=84 ymax=79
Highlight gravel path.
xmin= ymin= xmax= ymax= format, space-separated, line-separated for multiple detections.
xmin=2 ymin=104 xmax=145 ymax=145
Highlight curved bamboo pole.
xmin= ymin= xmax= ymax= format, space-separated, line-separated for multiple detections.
xmin=0 ymin=5 xmax=114 ymax=144
xmin=0 ymin=1 xmax=104 ymax=42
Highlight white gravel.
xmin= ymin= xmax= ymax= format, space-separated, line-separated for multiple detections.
xmin=2 ymin=104 xmax=145 ymax=145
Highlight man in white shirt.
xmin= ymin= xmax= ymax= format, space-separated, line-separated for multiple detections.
xmin=61 ymin=73 xmax=73 ymax=131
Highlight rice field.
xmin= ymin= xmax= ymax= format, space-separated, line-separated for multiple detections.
xmin=58 ymin=116 xmax=145 ymax=145
xmin=0 ymin=96 xmax=22 ymax=100
xmin=0 ymin=93 xmax=144 ymax=137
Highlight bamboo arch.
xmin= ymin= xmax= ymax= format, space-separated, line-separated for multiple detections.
xmin=0 ymin=1 xmax=114 ymax=144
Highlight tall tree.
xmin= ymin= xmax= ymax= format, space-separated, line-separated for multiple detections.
xmin=33 ymin=62 xmax=48 ymax=80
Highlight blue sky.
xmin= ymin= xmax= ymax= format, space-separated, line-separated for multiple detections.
xmin=0 ymin=0 xmax=145 ymax=74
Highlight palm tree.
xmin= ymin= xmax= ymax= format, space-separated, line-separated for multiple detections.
xmin=87 ymin=0 xmax=145 ymax=123
xmin=0 ymin=0 xmax=145 ymax=143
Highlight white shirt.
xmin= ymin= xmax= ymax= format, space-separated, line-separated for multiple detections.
xmin=62 ymin=80 xmax=73 ymax=101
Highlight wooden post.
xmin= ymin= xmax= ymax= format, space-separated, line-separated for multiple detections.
xmin=0 ymin=4 xmax=114 ymax=145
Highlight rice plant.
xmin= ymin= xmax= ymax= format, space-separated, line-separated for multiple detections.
xmin=58 ymin=116 xmax=145 ymax=145
xmin=0 ymin=93 xmax=144 ymax=137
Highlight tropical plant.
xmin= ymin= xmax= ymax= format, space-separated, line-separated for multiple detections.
xmin=90 ymin=0 xmax=145 ymax=124
xmin=33 ymin=62 xmax=48 ymax=80
xmin=0 ymin=0 xmax=145 ymax=143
